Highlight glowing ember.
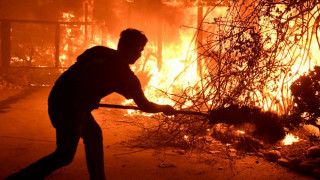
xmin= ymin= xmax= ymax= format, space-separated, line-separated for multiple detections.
xmin=61 ymin=12 xmax=75 ymax=21
xmin=282 ymin=133 xmax=300 ymax=145
xmin=236 ymin=130 xmax=245 ymax=134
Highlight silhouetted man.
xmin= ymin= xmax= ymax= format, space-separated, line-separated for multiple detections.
xmin=6 ymin=28 xmax=174 ymax=180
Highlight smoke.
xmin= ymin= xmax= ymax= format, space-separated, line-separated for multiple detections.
xmin=93 ymin=0 xmax=188 ymax=42
xmin=0 ymin=0 xmax=91 ymax=20
xmin=0 ymin=0 xmax=59 ymax=20
xmin=134 ymin=0 xmax=192 ymax=24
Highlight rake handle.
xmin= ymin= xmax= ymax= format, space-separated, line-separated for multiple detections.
xmin=98 ymin=103 xmax=208 ymax=117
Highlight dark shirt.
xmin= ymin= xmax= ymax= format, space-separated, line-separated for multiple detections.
xmin=48 ymin=46 xmax=143 ymax=111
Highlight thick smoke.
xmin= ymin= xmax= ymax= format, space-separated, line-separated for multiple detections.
xmin=93 ymin=0 xmax=187 ymax=42
xmin=0 ymin=0 xmax=85 ymax=20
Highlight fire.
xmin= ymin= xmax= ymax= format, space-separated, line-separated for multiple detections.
xmin=61 ymin=12 xmax=75 ymax=22
xmin=57 ymin=7 xmax=202 ymax=109
xmin=55 ymin=1 xmax=320 ymax=117
xmin=282 ymin=133 xmax=300 ymax=145
xmin=142 ymin=29 xmax=199 ymax=106
xmin=258 ymin=4 xmax=320 ymax=113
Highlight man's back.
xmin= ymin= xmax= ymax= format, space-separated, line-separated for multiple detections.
xmin=48 ymin=46 xmax=142 ymax=111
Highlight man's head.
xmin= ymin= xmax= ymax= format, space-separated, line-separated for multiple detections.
xmin=117 ymin=28 xmax=148 ymax=64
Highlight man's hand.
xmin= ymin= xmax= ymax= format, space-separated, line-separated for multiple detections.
xmin=133 ymin=94 xmax=176 ymax=115
xmin=159 ymin=105 xmax=176 ymax=116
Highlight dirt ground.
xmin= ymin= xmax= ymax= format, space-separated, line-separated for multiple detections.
xmin=0 ymin=87 xmax=316 ymax=180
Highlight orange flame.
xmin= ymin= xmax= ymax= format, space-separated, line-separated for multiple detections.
xmin=282 ymin=133 xmax=299 ymax=145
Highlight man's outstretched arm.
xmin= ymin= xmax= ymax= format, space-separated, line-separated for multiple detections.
xmin=133 ymin=90 xmax=175 ymax=115
xmin=120 ymin=69 xmax=174 ymax=115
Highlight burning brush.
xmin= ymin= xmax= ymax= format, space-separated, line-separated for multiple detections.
xmin=99 ymin=103 xmax=286 ymax=144
xmin=208 ymin=105 xmax=286 ymax=144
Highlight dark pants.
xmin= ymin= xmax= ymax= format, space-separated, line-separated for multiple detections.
xmin=5 ymin=108 xmax=106 ymax=180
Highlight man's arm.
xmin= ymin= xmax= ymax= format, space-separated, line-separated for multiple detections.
xmin=118 ymin=66 xmax=174 ymax=115
xmin=133 ymin=90 xmax=174 ymax=115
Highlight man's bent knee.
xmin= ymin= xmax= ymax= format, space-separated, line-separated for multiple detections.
xmin=53 ymin=151 xmax=75 ymax=166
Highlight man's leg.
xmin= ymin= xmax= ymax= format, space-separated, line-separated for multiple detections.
xmin=81 ymin=113 xmax=106 ymax=180
xmin=5 ymin=115 xmax=82 ymax=180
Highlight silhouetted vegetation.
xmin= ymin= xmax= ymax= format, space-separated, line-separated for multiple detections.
xmin=289 ymin=66 xmax=320 ymax=130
